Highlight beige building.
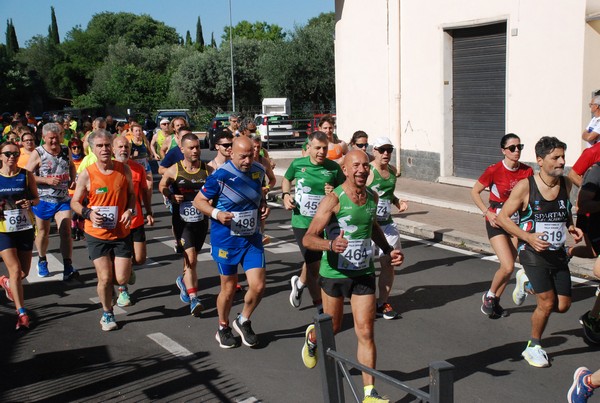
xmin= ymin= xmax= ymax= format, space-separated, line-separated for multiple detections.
xmin=334 ymin=0 xmax=600 ymax=183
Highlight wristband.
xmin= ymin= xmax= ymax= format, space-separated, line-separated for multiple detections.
xmin=211 ymin=208 xmax=221 ymax=220
xmin=282 ymin=192 xmax=290 ymax=198
xmin=382 ymin=245 xmax=393 ymax=255
xmin=82 ymin=207 xmax=92 ymax=220
xmin=329 ymin=239 xmax=334 ymax=252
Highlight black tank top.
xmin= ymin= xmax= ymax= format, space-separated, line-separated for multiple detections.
xmin=173 ymin=161 xmax=208 ymax=202
xmin=519 ymin=176 xmax=571 ymax=252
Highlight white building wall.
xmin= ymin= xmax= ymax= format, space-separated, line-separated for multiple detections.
xmin=335 ymin=0 xmax=600 ymax=182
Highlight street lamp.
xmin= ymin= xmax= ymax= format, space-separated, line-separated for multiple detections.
xmin=228 ymin=0 xmax=236 ymax=112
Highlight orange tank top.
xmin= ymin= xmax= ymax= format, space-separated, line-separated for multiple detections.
xmin=84 ymin=161 xmax=130 ymax=240
xmin=326 ymin=143 xmax=343 ymax=160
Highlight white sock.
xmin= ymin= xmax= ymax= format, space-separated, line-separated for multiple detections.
xmin=296 ymin=278 xmax=305 ymax=289
xmin=238 ymin=314 xmax=249 ymax=324
xmin=486 ymin=290 xmax=496 ymax=298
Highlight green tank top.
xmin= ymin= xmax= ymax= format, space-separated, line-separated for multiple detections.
xmin=320 ymin=186 xmax=377 ymax=279
xmin=283 ymin=156 xmax=345 ymax=228
xmin=169 ymin=135 xmax=178 ymax=150
xmin=369 ymin=164 xmax=396 ymax=225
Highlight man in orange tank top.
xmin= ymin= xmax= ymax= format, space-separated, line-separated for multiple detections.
xmin=71 ymin=130 xmax=136 ymax=332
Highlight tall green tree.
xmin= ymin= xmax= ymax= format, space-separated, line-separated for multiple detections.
xmin=6 ymin=19 xmax=19 ymax=57
xmin=221 ymin=21 xmax=285 ymax=43
xmin=49 ymin=6 xmax=60 ymax=45
xmin=210 ymin=32 xmax=217 ymax=48
xmin=259 ymin=13 xmax=335 ymax=109
xmin=185 ymin=30 xmax=192 ymax=46
xmin=196 ymin=16 xmax=205 ymax=50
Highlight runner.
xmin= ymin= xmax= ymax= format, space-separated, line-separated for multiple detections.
xmin=25 ymin=123 xmax=78 ymax=281
xmin=113 ymin=135 xmax=154 ymax=307
xmin=128 ymin=123 xmax=153 ymax=201
xmin=251 ymin=136 xmax=276 ymax=245
xmin=283 ymin=131 xmax=345 ymax=312
xmin=0 ymin=141 xmax=39 ymax=330
xmin=301 ymin=150 xmax=403 ymax=402
xmin=71 ymin=130 xmax=136 ymax=331
xmin=207 ymin=131 xmax=234 ymax=173
xmin=68 ymin=138 xmax=86 ymax=241
xmin=367 ymin=137 xmax=408 ymax=320
xmin=159 ymin=133 xmax=209 ymax=316
xmin=497 ymin=136 xmax=583 ymax=367
xmin=194 ymin=136 xmax=269 ymax=348
xmin=471 ymin=133 xmax=533 ymax=318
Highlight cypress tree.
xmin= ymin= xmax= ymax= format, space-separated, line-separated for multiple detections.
xmin=185 ymin=30 xmax=192 ymax=46
xmin=50 ymin=6 xmax=60 ymax=44
xmin=210 ymin=32 xmax=217 ymax=48
xmin=196 ymin=16 xmax=205 ymax=50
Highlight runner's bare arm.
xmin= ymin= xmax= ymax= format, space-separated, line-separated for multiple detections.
xmin=303 ymin=192 xmax=343 ymax=252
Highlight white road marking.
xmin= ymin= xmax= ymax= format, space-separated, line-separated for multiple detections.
xmin=147 ymin=332 xmax=193 ymax=359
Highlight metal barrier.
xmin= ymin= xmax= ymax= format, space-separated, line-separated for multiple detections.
xmin=314 ymin=314 xmax=454 ymax=403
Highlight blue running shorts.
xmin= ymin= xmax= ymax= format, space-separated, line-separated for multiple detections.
xmin=212 ymin=242 xmax=265 ymax=275
xmin=32 ymin=200 xmax=71 ymax=221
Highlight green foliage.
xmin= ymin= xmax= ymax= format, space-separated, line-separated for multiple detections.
xmin=49 ymin=6 xmax=60 ymax=45
xmin=221 ymin=20 xmax=285 ymax=43
xmin=6 ymin=19 xmax=19 ymax=57
xmin=196 ymin=17 xmax=205 ymax=50
xmin=259 ymin=12 xmax=335 ymax=110
xmin=210 ymin=32 xmax=217 ymax=48
xmin=185 ymin=31 xmax=192 ymax=46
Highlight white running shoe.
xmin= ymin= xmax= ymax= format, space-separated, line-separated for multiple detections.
xmin=289 ymin=275 xmax=304 ymax=308
xmin=513 ymin=269 xmax=529 ymax=306
xmin=522 ymin=345 xmax=549 ymax=367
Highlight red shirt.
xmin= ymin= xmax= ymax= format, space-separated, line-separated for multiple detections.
xmin=572 ymin=142 xmax=600 ymax=175
xmin=478 ymin=161 xmax=533 ymax=205
xmin=127 ymin=160 xmax=148 ymax=229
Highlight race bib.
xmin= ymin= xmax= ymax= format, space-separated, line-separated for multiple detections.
xmin=377 ymin=199 xmax=392 ymax=221
xmin=179 ymin=201 xmax=203 ymax=223
xmin=134 ymin=158 xmax=150 ymax=171
xmin=91 ymin=206 xmax=118 ymax=229
xmin=230 ymin=209 xmax=258 ymax=236
xmin=535 ymin=221 xmax=567 ymax=250
xmin=4 ymin=209 xmax=33 ymax=232
xmin=495 ymin=207 xmax=519 ymax=224
xmin=299 ymin=194 xmax=324 ymax=217
xmin=337 ymin=239 xmax=373 ymax=271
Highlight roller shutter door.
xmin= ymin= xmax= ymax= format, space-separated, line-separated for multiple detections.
xmin=452 ymin=22 xmax=507 ymax=179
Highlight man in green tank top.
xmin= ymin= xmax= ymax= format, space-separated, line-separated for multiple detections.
xmin=282 ymin=131 xmax=345 ymax=313
xmin=367 ymin=137 xmax=408 ymax=320
xmin=300 ymin=150 xmax=403 ymax=402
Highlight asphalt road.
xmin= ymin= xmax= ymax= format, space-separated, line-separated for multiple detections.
xmin=2 ymin=189 xmax=600 ymax=402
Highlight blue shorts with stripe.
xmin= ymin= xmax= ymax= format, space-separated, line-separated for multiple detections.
xmin=211 ymin=242 xmax=265 ymax=275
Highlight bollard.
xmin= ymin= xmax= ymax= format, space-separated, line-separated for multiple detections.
xmin=429 ymin=361 xmax=454 ymax=403
xmin=314 ymin=313 xmax=344 ymax=403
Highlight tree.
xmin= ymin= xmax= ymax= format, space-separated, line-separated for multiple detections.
xmin=49 ymin=6 xmax=60 ymax=45
xmin=6 ymin=19 xmax=19 ymax=57
xmin=221 ymin=21 xmax=285 ymax=43
xmin=259 ymin=13 xmax=335 ymax=110
xmin=185 ymin=30 xmax=192 ymax=46
xmin=196 ymin=16 xmax=205 ymax=51
xmin=210 ymin=32 xmax=217 ymax=48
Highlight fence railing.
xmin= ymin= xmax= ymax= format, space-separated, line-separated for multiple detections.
xmin=314 ymin=314 xmax=454 ymax=403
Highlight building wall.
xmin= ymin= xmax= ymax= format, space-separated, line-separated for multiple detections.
xmin=335 ymin=0 xmax=600 ymax=182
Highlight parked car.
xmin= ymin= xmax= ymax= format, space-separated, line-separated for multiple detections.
xmin=205 ymin=114 xmax=230 ymax=150
xmin=254 ymin=114 xmax=301 ymax=148
xmin=154 ymin=109 xmax=193 ymax=129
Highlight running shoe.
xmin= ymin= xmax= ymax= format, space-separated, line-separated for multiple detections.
xmin=521 ymin=344 xmax=550 ymax=368
xmin=117 ymin=289 xmax=132 ymax=307
xmin=513 ymin=268 xmax=529 ymax=306
xmin=376 ymin=302 xmax=399 ymax=320
xmin=128 ymin=269 xmax=136 ymax=285
xmin=481 ymin=293 xmax=496 ymax=317
xmin=233 ymin=315 xmax=258 ymax=347
xmin=100 ymin=311 xmax=118 ymax=331
xmin=215 ymin=326 xmax=239 ymax=349
xmin=63 ymin=265 xmax=79 ymax=281
xmin=492 ymin=300 xmax=509 ymax=318
xmin=190 ymin=297 xmax=203 ymax=317
xmin=1 ymin=275 xmax=13 ymax=302
xmin=363 ymin=389 xmax=389 ymax=403
xmin=16 ymin=312 xmax=30 ymax=330
xmin=579 ymin=311 xmax=600 ymax=345
xmin=236 ymin=283 xmax=243 ymax=292
xmin=568 ymin=367 xmax=595 ymax=403
xmin=176 ymin=275 xmax=190 ymax=304
xmin=302 ymin=324 xmax=318 ymax=369
xmin=596 ymin=285 xmax=600 ymax=297
xmin=37 ymin=260 xmax=49 ymax=278
xmin=289 ymin=275 xmax=304 ymax=308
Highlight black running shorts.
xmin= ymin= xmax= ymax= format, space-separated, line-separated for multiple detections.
xmin=518 ymin=248 xmax=571 ymax=296
xmin=319 ymin=273 xmax=376 ymax=299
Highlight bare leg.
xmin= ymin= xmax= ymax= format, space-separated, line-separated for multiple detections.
xmin=488 ymin=235 xmax=517 ymax=298
xmin=55 ymin=210 xmax=73 ymax=260
xmin=93 ymin=255 xmax=114 ymax=311
xmin=351 ymin=293 xmax=377 ymax=387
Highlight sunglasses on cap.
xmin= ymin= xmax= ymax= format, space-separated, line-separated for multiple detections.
xmin=503 ymin=144 xmax=524 ymax=152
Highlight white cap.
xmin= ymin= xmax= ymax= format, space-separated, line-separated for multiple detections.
xmin=372 ymin=137 xmax=393 ymax=148
xmin=160 ymin=118 xmax=170 ymax=124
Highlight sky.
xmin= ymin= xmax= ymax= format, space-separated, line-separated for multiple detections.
xmin=2 ymin=0 xmax=334 ymax=47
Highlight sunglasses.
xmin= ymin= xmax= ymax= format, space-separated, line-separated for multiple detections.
xmin=71 ymin=146 xmax=81 ymax=150
xmin=2 ymin=151 xmax=19 ymax=158
xmin=355 ymin=143 xmax=368 ymax=149
xmin=161 ymin=122 xmax=169 ymax=125
xmin=376 ymin=147 xmax=394 ymax=154
xmin=218 ymin=143 xmax=233 ymax=148
xmin=503 ymin=144 xmax=524 ymax=152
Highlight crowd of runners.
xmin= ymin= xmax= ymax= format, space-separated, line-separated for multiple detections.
xmin=1 ymin=109 xmax=600 ymax=402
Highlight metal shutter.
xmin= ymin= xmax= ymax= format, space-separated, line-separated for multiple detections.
xmin=452 ymin=22 xmax=507 ymax=179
